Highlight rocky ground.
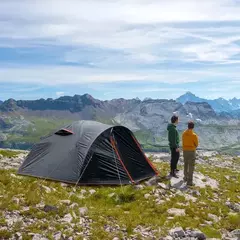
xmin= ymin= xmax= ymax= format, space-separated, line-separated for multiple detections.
xmin=0 ymin=149 xmax=239 ymax=240
xmin=146 ymin=150 xmax=240 ymax=171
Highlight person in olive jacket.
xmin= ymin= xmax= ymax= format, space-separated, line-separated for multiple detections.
xmin=167 ymin=115 xmax=180 ymax=178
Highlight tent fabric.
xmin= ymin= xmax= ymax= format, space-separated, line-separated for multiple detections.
xmin=17 ymin=120 xmax=158 ymax=185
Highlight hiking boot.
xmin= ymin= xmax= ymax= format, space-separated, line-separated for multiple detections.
xmin=170 ymin=172 xmax=179 ymax=178
xmin=183 ymin=177 xmax=188 ymax=182
xmin=175 ymin=169 xmax=180 ymax=172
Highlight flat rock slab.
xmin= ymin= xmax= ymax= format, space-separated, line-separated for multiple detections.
xmin=167 ymin=208 xmax=186 ymax=216
xmin=170 ymin=170 xmax=219 ymax=190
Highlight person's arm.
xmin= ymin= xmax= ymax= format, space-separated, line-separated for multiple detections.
xmin=176 ymin=130 xmax=180 ymax=151
xmin=194 ymin=134 xmax=199 ymax=148
xmin=169 ymin=128 xmax=177 ymax=148
xmin=182 ymin=133 xmax=184 ymax=148
xmin=173 ymin=129 xmax=180 ymax=151
xmin=180 ymin=132 xmax=185 ymax=152
xmin=176 ymin=130 xmax=180 ymax=149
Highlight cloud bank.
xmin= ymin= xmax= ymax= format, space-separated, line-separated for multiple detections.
xmin=0 ymin=0 xmax=239 ymax=99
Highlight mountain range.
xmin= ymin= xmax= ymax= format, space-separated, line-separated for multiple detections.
xmin=176 ymin=92 xmax=240 ymax=113
xmin=0 ymin=93 xmax=240 ymax=154
xmin=1 ymin=92 xmax=240 ymax=113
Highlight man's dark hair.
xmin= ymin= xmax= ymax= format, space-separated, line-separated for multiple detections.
xmin=188 ymin=121 xmax=194 ymax=129
xmin=171 ymin=115 xmax=179 ymax=123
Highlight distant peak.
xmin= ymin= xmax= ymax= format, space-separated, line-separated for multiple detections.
xmin=177 ymin=92 xmax=198 ymax=99
xmin=185 ymin=91 xmax=196 ymax=96
xmin=82 ymin=93 xmax=93 ymax=98
xmin=176 ymin=92 xmax=201 ymax=103
xmin=82 ymin=93 xmax=94 ymax=100
xmin=73 ymin=93 xmax=94 ymax=100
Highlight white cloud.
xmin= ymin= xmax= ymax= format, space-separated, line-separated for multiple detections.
xmin=2 ymin=0 xmax=240 ymax=25
xmin=131 ymin=87 xmax=186 ymax=93
xmin=103 ymin=87 xmax=188 ymax=96
xmin=56 ymin=92 xmax=65 ymax=97
xmin=0 ymin=65 xmax=239 ymax=86
xmin=0 ymin=0 xmax=240 ymax=89
xmin=1 ymin=1 xmax=240 ymax=49
xmin=12 ymin=87 xmax=43 ymax=92
xmin=0 ymin=66 xmax=198 ymax=84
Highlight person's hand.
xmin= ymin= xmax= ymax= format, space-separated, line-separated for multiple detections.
xmin=176 ymin=148 xmax=180 ymax=152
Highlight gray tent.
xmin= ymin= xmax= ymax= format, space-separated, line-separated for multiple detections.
xmin=18 ymin=120 xmax=158 ymax=185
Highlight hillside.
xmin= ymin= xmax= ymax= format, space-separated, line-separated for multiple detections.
xmin=0 ymin=94 xmax=240 ymax=153
xmin=0 ymin=149 xmax=239 ymax=239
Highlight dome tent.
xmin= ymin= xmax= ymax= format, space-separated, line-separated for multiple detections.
xmin=17 ymin=121 xmax=158 ymax=185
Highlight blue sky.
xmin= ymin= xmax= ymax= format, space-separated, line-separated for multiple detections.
xmin=0 ymin=0 xmax=240 ymax=101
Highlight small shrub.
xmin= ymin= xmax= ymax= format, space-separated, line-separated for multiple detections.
xmin=21 ymin=233 xmax=33 ymax=240
xmin=0 ymin=229 xmax=12 ymax=239
xmin=25 ymin=183 xmax=42 ymax=205
xmin=221 ymin=214 xmax=240 ymax=230
xmin=116 ymin=191 xmax=136 ymax=204
xmin=200 ymin=226 xmax=221 ymax=238
xmin=0 ymin=218 xmax=6 ymax=226
xmin=91 ymin=226 xmax=116 ymax=239
xmin=26 ymin=221 xmax=49 ymax=233
xmin=0 ymin=170 xmax=11 ymax=186
xmin=12 ymin=220 xmax=23 ymax=232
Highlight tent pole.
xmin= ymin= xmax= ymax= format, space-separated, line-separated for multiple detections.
xmin=110 ymin=129 xmax=123 ymax=188
xmin=131 ymin=133 xmax=159 ymax=176
xmin=110 ymin=135 xmax=135 ymax=184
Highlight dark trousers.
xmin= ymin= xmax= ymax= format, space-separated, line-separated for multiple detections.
xmin=170 ymin=148 xmax=179 ymax=173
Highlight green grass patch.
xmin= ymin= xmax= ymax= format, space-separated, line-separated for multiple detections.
xmin=0 ymin=149 xmax=22 ymax=158
xmin=199 ymin=226 xmax=221 ymax=238
xmin=0 ymin=229 xmax=12 ymax=239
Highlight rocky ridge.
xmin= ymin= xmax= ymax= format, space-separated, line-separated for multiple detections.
xmin=1 ymin=94 xmax=240 ymax=151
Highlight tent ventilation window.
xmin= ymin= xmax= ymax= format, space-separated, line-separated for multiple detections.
xmin=55 ymin=128 xmax=74 ymax=136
